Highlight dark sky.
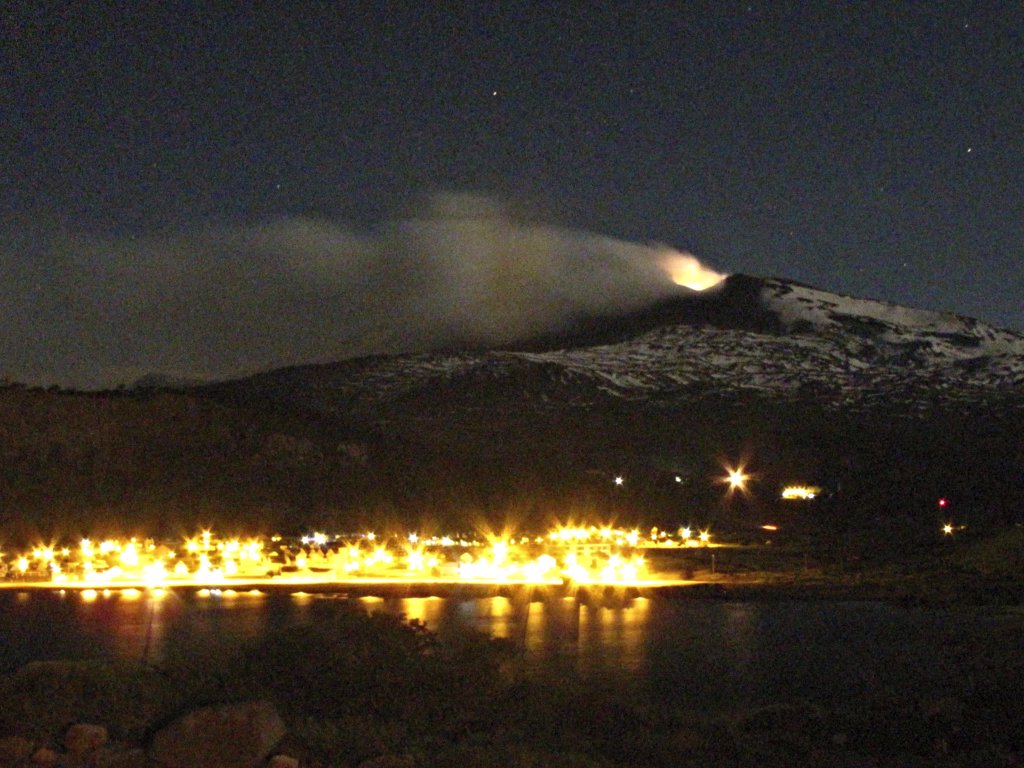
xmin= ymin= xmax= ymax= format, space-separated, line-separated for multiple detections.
xmin=3 ymin=3 xmax=1022 ymax=388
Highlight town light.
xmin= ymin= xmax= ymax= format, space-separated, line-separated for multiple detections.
xmin=0 ymin=524 xmax=709 ymax=590
xmin=723 ymin=465 xmax=749 ymax=492
xmin=781 ymin=485 xmax=820 ymax=500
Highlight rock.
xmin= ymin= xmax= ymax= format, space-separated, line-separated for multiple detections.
xmin=64 ymin=724 xmax=109 ymax=756
xmin=148 ymin=701 xmax=285 ymax=768
xmin=267 ymin=756 xmax=299 ymax=768
xmin=95 ymin=746 xmax=150 ymax=768
xmin=921 ymin=695 xmax=964 ymax=726
xmin=835 ymin=755 xmax=878 ymax=768
xmin=356 ymin=756 xmax=414 ymax=768
xmin=671 ymin=728 xmax=705 ymax=752
xmin=29 ymin=747 xmax=58 ymax=767
xmin=0 ymin=735 xmax=34 ymax=765
xmin=738 ymin=703 xmax=821 ymax=734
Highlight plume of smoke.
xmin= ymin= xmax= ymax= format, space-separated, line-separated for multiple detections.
xmin=660 ymin=251 xmax=728 ymax=290
xmin=0 ymin=194 xmax=726 ymax=389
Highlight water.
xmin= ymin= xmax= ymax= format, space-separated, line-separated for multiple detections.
xmin=1 ymin=588 xmax=1020 ymax=712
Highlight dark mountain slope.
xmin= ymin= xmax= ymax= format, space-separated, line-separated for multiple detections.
xmin=195 ymin=274 xmax=1024 ymax=530
xmin=3 ymin=274 xmax=1022 ymax=538
xmin=508 ymin=274 xmax=786 ymax=351
xmin=0 ymin=386 xmax=373 ymax=541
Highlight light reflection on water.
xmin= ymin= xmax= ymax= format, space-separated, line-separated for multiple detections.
xmin=0 ymin=590 xmax=664 ymax=680
xmin=2 ymin=589 xmax=1022 ymax=712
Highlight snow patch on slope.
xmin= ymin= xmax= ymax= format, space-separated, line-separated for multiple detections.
xmin=226 ymin=276 xmax=1024 ymax=417
xmin=761 ymin=279 xmax=1024 ymax=358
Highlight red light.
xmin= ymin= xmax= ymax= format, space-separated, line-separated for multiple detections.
xmin=938 ymin=498 xmax=948 ymax=508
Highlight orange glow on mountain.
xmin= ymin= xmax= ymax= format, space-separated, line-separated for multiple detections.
xmin=660 ymin=250 xmax=726 ymax=290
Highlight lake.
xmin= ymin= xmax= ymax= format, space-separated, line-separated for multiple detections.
xmin=2 ymin=588 xmax=1020 ymax=712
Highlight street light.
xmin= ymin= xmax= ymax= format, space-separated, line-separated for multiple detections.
xmin=723 ymin=465 xmax=749 ymax=493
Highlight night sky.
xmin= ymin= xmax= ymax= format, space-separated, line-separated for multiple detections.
xmin=3 ymin=3 xmax=1022 ymax=388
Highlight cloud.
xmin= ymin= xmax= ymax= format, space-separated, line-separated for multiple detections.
xmin=0 ymin=193 xmax=726 ymax=389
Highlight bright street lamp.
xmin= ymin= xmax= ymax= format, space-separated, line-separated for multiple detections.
xmin=723 ymin=465 xmax=748 ymax=492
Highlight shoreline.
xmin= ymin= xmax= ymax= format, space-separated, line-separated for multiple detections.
xmin=1 ymin=570 xmax=1021 ymax=606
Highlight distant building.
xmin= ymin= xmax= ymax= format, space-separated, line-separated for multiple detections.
xmin=781 ymin=485 xmax=822 ymax=501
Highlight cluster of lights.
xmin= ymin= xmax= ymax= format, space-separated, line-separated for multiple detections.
xmin=454 ymin=543 xmax=646 ymax=586
xmin=0 ymin=524 xmax=714 ymax=589
xmin=5 ymin=533 xmax=270 ymax=586
xmin=676 ymin=526 xmax=712 ymax=546
xmin=781 ymin=485 xmax=821 ymax=500
xmin=613 ymin=465 xmax=827 ymax=505
xmin=545 ymin=524 xmax=711 ymax=548
xmin=941 ymin=522 xmax=965 ymax=536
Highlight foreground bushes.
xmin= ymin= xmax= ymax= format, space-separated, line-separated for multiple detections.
xmin=1 ymin=604 xmax=1022 ymax=767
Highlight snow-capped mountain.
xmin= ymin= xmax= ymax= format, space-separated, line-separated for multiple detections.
xmin=510 ymin=276 xmax=1024 ymax=407
xmin=200 ymin=273 xmax=1024 ymax=526
xmin=6 ymin=274 xmax=1023 ymax=534
xmin=211 ymin=274 xmax=1024 ymax=419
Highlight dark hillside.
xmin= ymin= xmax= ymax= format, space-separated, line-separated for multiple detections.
xmin=508 ymin=274 xmax=787 ymax=352
xmin=3 ymin=273 xmax=1023 ymax=540
xmin=0 ymin=386 xmax=371 ymax=542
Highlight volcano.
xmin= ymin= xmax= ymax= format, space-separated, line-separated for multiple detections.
xmin=3 ymin=274 xmax=1023 ymax=535
xmin=207 ymin=273 xmax=1024 ymax=418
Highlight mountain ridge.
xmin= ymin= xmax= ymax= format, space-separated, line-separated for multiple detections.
xmin=2 ymin=273 xmax=1022 ymax=539
xmin=206 ymin=273 xmax=1024 ymax=418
